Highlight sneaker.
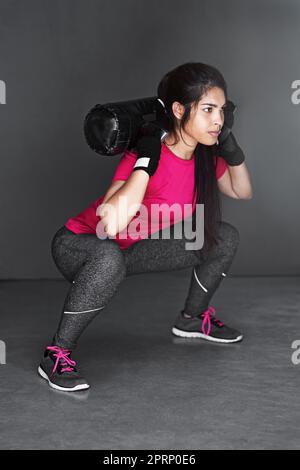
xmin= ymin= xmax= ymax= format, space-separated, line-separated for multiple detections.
xmin=38 ymin=345 xmax=90 ymax=392
xmin=171 ymin=306 xmax=243 ymax=343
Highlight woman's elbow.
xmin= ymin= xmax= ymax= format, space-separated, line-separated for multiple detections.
xmin=104 ymin=221 xmax=118 ymax=238
xmin=104 ymin=218 xmax=128 ymax=237
xmin=239 ymin=190 xmax=253 ymax=200
xmin=232 ymin=184 xmax=253 ymax=200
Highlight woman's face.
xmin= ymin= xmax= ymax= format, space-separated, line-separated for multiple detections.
xmin=173 ymin=87 xmax=226 ymax=147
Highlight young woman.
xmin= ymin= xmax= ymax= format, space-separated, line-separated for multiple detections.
xmin=38 ymin=62 xmax=253 ymax=392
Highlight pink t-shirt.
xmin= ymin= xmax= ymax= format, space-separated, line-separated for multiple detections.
xmin=65 ymin=142 xmax=228 ymax=250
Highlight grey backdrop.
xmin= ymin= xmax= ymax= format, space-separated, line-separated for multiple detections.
xmin=0 ymin=0 xmax=299 ymax=278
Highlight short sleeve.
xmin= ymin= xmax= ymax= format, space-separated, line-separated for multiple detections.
xmin=111 ymin=149 xmax=137 ymax=182
xmin=214 ymin=155 xmax=228 ymax=180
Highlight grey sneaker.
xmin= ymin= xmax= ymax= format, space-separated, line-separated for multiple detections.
xmin=171 ymin=306 xmax=243 ymax=343
xmin=38 ymin=345 xmax=90 ymax=392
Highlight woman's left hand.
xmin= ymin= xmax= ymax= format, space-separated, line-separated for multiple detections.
xmin=217 ymin=100 xmax=245 ymax=166
xmin=217 ymin=131 xmax=245 ymax=166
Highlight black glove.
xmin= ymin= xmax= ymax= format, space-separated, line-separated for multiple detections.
xmin=132 ymin=136 xmax=162 ymax=177
xmin=217 ymin=100 xmax=245 ymax=166
xmin=217 ymin=131 xmax=245 ymax=166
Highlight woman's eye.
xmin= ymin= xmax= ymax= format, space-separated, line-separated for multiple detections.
xmin=203 ymin=107 xmax=225 ymax=113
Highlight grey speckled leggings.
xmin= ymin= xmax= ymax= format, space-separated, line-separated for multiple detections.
xmin=50 ymin=220 xmax=240 ymax=349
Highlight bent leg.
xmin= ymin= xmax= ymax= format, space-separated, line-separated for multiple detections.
xmin=51 ymin=227 xmax=126 ymax=349
xmin=183 ymin=221 xmax=240 ymax=315
xmin=123 ymin=221 xmax=200 ymax=275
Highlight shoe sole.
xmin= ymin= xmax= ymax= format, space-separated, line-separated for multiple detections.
xmin=171 ymin=327 xmax=243 ymax=343
xmin=37 ymin=366 xmax=90 ymax=392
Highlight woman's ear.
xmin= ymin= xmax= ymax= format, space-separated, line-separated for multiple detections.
xmin=171 ymin=101 xmax=185 ymax=120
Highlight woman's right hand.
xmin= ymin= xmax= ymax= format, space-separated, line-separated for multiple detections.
xmin=132 ymin=135 xmax=162 ymax=177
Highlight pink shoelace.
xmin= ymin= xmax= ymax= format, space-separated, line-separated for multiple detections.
xmin=46 ymin=346 xmax=76 ymax=376
xmin=201 ymin=306 xmax=224 ymax=336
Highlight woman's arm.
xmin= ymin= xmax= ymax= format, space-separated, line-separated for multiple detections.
xmin=217 ymin=162 xmax=253 ymax=199
xmin=97 ymin=170 xmax=150 ymax=236
xmin=101 ymin=180 xmax=127 ymax=205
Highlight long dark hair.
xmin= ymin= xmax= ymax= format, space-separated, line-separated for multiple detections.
xmin=157 ymin=62 xmax=227 ymax=256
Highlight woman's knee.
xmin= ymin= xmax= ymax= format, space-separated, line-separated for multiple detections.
xmin=51 ymin=228 xmax=75 ymax=281
xmin=217 ymin=221 xmax=240 ymax=251
xmin=93 ymin=239 xmax=126 ymax=279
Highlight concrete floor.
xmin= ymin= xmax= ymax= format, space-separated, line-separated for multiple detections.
xmin=0 ymin=273 xmax=299 ymax=449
